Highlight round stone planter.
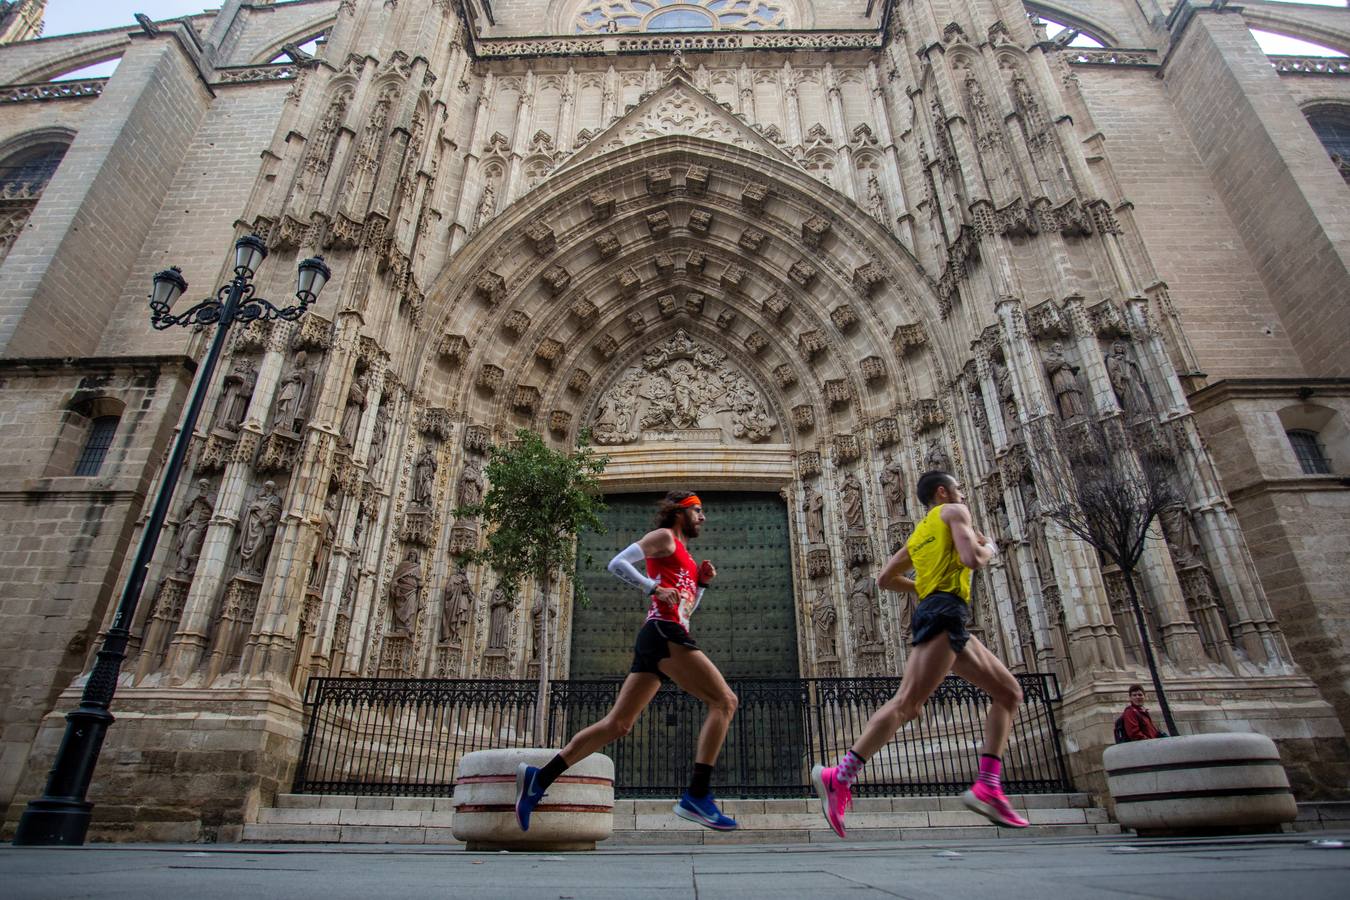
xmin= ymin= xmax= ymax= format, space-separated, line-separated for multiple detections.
xmin=1104 ymin=733 xmax=1297 ymax=836
xmin=451 ymin=748 xmax=614 ymax=851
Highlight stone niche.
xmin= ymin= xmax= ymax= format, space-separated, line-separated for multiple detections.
xmin=587 ymin=329 xmax=779 ymax=446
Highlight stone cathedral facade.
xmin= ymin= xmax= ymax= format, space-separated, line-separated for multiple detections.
xmin=0 ymin=0 xmax=1347 ymax=840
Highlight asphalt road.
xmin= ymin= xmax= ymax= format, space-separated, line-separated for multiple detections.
xmin=2 ymin=833 xmax=1348 ymax=899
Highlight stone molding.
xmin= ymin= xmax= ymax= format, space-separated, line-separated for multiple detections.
xmin=472 ymin=30 xmax=882 ymax=60
xmin=0 ymin=78 xmax=106 ymax=102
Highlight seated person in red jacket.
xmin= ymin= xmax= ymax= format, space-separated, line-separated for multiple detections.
xmin=1121 ymin=684 xmax=1168 ymax=741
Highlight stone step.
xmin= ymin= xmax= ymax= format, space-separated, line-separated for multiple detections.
xmin=247 ymin=792 xmax=1114 ymax=845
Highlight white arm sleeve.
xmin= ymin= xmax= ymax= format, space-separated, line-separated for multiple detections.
xmin=608 ymin=542 xmax=659 ymax=595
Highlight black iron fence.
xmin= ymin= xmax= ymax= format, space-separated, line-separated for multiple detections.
xmin=293 ymin=674 xmax=1071 ymax=798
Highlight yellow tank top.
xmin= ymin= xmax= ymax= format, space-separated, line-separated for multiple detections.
xmin=906 ymin=504 xmax=972 ymax=603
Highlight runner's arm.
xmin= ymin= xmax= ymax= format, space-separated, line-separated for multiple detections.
xmin=941 ymin=503 xmax=993 ymax=569
xmin=878 ymin=545 xmax=917 ymax=593
xmin=607 ymin=543 xmax=658 ymax=594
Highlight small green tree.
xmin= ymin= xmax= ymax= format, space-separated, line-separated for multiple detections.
xmin=456 ymin=428 xmax=608 ymax=740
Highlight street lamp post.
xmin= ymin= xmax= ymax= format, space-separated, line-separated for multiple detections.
xmin=12 ymin=235 xmax=331 ymax=846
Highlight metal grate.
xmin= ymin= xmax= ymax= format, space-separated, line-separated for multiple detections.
xmin=292 ymin=673 xmax=1071 ymax=798
xmin=73 ymin=415 xmax=119 ymax=476
xmin=1287 ymin=429 xmax=1332 ymax=475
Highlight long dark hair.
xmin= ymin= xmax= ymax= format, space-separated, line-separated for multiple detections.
xmin=655 ymin=490 xmax=698 ymax=528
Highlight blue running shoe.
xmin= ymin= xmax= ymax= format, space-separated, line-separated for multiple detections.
xmin=673 ymin=791 xmax=738 ymax=831
xmin=514 ymin=763 xmax=546 ymax=832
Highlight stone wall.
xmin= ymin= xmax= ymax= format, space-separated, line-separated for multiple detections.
xmin=0 ymin=356 xmax=194 ymax=815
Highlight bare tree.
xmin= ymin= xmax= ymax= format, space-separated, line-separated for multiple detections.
xmin=1030 ymin=417 xmax=1180 ymax=734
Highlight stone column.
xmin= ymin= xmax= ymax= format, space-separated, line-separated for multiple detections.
xmin=1125 ymin=300 xmax=1294 ymax=670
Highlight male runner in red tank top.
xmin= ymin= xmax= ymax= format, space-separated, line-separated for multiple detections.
xmin=514 ymin=490 xmax=739 ymax=831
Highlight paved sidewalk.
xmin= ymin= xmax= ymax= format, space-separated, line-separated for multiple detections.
xmin=2 ymin=833 xmax=1348 ymax=899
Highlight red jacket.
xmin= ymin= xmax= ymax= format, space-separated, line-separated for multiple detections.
xmin=1123 ymin=704 xmax=1160 ymax=741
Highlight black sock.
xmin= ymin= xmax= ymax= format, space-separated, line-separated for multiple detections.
xmin=536 ymin=753 xmax=569 ymax=791
xmin=688 ymin=762 xmax=714 ymax=798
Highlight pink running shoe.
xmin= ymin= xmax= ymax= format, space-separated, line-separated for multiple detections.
xmin=811 ymin=764 xmax=852 ymax=839
xmin=961 ymin=783 xmax=1029 ymax=828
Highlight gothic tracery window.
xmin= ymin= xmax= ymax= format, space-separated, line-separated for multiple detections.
xmin=574 ymin=0 xmax=788 ymax=34
xmin=0 ymin=140 xmax=68 ymax=263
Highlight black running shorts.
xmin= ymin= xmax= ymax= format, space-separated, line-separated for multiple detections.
xmin=910 ymin=591 xmax=972 ymax=654
xmin=630 ymin=619 xmax=699 ymax=680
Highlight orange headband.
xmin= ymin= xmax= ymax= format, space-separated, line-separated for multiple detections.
xmin=677 ymin=494 xmax=703 ymax=509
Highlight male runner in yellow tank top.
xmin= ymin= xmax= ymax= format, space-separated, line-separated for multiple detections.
xmin=811 ymin=470 xmax=1030 ymax=836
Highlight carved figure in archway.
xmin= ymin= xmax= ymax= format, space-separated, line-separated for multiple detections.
xmin=880 ymin=455 xmax=907 ymax=521
xmin=239 ymin=481 xmax=282 ymax=577
xmin=848 ymin=565 xmax=881 ymax=647
xmin=214 ymin=358 xmax=257 ymax=431
xmin=173 ymin=479 xmax=214 ymax=575
xmin=1160 ymin=502 xmax=1204 ymax=568
xmin=413 ymin=447 xmax=437 ymax=506
xmin=388 ymin=550 xmax=422 ymax=635
xmin=487 ymin=584 xmax=516 ymax=651
xmin=802 ymin=483 xmax=825 ymax=545
xmin=309 ymin=490 xmax=339 ymax=590
xmin=339 ymin=371 xmax=368 ymax=449
xmin=272 ymin=351 xmax=315 ymax=434
xmin=1043 ymin=341 xmax=1085 ymax=421
xmin=813 ymin=586 xmax=838 ymax=659
xmin=1106 ymin=341 xmax=1153 ymax=417
xmin=841 ymin=471 xmax=866 ymax=532
xmin=592 ymin=330 xmax=775 ymax=444
xmin=368 ymin=403 xmax=390 ymax=472
xmin=457 ymin=457 xmax=484 ymax=507
xmin=923 ymin=440 xmax=951 ymax=472
xmin=439 ymin=567 xmax=473 ymax=645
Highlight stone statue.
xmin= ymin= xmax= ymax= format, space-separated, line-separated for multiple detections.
xmin=848 ymin=566 xmax=881 ymax=647
xmin=339 ymin=371 xmax=368 ymax=449
xmin=923 ymin=440 xmax=951 ymax=473
xmin=309 ymin=491 xmax=339 ymax=589
xmin=802 ymin=483 xmax=825 ymax=545
xmin=238 ymin=480 xmax=282 ymax=576
xmin=487 ymin=584 xmax=516 ymax=651
xmin=439 ymin=567 xmax=473 ymax=645
xmin=530 ymin=593 xmax=556 ymax=661
xmin=368 ymin=403 xmax=390 ymax=472
xmin=1160 ymin=502 xmax=1205 ymax=568
xmin=879 ymin=456 xmax=907 ymax=521
xmin=1043 ymin=341 xmax=1085 ymax=421
xmin=413 ymin=447 xmax=437 ymax=506
xmin=214 ymin=358 xmax=257 ymax=431
xmin=173 ymin=479 xmax=214 ymax=575
xmin=272 ymin=351 xmax=315 ymax=434
xmin=388 ymin=550 xmax=422 ymax=636
xmin=812 ymin=586 xmax=838 ymax=658
xmin=841 ymin=471 xmax=865 ymax=532
xmin=866 ymin=172 xmax=886 ymax=223
xmin=474 ymin=181 xmax=497 ymax=230
xmin=457 ymin=458 xmax=484 ymax=507
xmin=1106 ymin=341 xmax=1152 ymax=417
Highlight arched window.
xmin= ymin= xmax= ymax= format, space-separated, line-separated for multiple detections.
xmin=574 ymin=0 xmax=788 ymax=34
xmin=1286 ymin=429 xmax=1333 ymax=475
xmin=0 ymin=139 xmax=70 ymax=261
xmin=73 ymin=415 xmax=120 ymax=476
xmin=1304 ymin=105 xmax=1350 ymax=181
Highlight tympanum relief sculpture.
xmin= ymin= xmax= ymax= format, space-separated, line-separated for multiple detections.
xmin=590 ymin=330 xmax=777 ymax=444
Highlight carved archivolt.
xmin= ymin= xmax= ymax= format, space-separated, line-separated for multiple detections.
xmin=589 ymin=329 xmax=778 ymax=445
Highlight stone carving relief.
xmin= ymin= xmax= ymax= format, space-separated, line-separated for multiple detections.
xmin=173 ymin=480 xmax=214 ymax=576
xmin=486 ymin=584 xmax=516 ymax=652
xmin=812 ymin=586 xmax=838 ymax=661
xmin=412 ymin=447 xmax=437 ymax=507
xmin=439 ymin=567 xmax=473 ymax=646
xmin=1043 ymin=341 xmax=1084 ymax=421
xmin=1106 ymin=340 xmax=1153 ymax=418
xmin=589 ymin=330 xmax=776 ymax=445
xmin=271 ymin=351 xmax=316 ymax=435
xmin=848 ymin=565 xmax=882 ymax=648
xmin=238 ymin=480 xmax=282 ymax=576
xmin=457 ymin=458 xmax=484 ymax=507
xmin=841 ymin=471 xmax=866 ymax=533
xmin=802 ymin=482 xmax=825 ymax=545
xmin=214 ymin=358 xmax=258 ymax=432
xmin=879 ymin=455 xmax=908 ymax=521
xmin=339 ymin=371 xmax=369 ymax=449
xmin=388 ymin=550 xmax=422 ymax=636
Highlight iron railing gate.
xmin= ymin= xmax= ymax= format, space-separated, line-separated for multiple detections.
xmin=292 ymin=674 xmax=1071 ymax=798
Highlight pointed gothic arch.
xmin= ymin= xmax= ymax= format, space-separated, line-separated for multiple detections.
xmin=415 ymin=133 xmax=958 ymax=489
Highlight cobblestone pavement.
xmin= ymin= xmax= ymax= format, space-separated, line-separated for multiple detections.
xmin=2 ymin=833 xmax=1348 ymax=899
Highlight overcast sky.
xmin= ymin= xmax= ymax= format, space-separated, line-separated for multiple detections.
xmin=38 ymin=0 xmax=1348 ymax=58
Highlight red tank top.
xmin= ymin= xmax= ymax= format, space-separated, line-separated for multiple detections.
xmin=645 ymin=536 xmax=701 ymax=631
